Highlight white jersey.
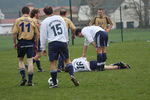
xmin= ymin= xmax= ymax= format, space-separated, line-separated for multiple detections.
xmin=72 ymin=57 xmax=91 ymax=72
xmin=40 ymin=15 xmax=68 ymax=50
xmin=81 ymin=26 xmax=105 ymax=46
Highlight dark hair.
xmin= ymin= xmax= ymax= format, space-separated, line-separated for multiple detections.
xmin=30 ymin=8 xmax=40 ymax=18
xmin=22 ymin=6 xmax=30 ymax=14
xmin=43 ymin=6 xmax=53 ymax=15
xmin=98 ymin=8 xmax=104 ymax=11
xmin=60 ymin=9 xmax=67 ymax=15
xmin=75 ymin=28 xmax=82 ymax=36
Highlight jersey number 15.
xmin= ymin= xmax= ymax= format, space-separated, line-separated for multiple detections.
xmin=51 ymin=24 xmax=63 ymax=36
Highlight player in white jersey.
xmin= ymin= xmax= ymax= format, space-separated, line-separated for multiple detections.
xmin=40 ymin=6 xmax=79 ymax=88
xmin=68 ymin=57 xmax=130 ymax=73
xmin=75 ymin=26 xmax=108 ymax=71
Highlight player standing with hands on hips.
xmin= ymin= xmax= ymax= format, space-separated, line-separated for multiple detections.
xmin=75 ymin=26 xmax=108 ymax=71
xmin=12 ymin=6 xmax=39 ymax=86
xmin=40 ymin=6 xmax=79 ymax=88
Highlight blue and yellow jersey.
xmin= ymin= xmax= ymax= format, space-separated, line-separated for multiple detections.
xmin=12 ymin=15 xmax=39 ymax=40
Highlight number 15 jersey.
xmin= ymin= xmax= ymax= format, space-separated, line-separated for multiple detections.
xmin=40 ymin=15 xmax=68 ymax=50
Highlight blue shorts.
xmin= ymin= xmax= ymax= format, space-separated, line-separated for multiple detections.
xmin=17 ymin=40 xmax=34 ymax=58
xmin=95 ymin=31 xmax=108 ymax=47
xmin=48 ymin=41 xmax=69 ymax=61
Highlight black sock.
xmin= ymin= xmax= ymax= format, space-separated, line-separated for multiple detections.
xmin=36 ymin=60 xmax=42 ymax=70
xmin=20 ymin=68 xmax=26 ymax=80
xmin=33 ymin=59 xmax=36 ymax=63
xmin=50 ymin=71 xmax=57 ymax=85
xmin=66 ymin=63 xmax=74 ymax=77
xmin=28 ymin=72 xmax=33 ymax=83
xmin=97 ymin=53 xmax=104 ymax=71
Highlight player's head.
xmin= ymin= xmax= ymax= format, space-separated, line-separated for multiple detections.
xmin=75 ymin=28 xmax=83 ymax=37
xmin=97 ymin=8 xmax=104 ymax=16
xmin=60 ymin=9 xmax=67 ymax=16
xmin=30 ymin=8 xmax=40 ymax=18
xmin=22 ymin=6 xmax=30 ymax=14
xmin=43 ymin=6 xmax=53 ymax=15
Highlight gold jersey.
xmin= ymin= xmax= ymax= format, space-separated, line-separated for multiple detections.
xmin=62 ymin=17 xmax=76 ymax=31
xmin=12 ymin=15 xmax=39 ymax=40
xmin=90 ymin=16 xmax=113 ymax=30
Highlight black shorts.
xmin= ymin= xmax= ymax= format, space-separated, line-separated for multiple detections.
xmin=95 ymin=31 xmax=108 ymax=47
xmin=48 ymin=41 xmax=69 ymax=61
xmin=17 ymin=40 xmax=34 ymax=58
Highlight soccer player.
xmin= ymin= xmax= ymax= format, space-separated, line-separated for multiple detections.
xmin=30 ymin=8 xmax=44 ymax=72
xmin=89 ymin=8 xmax=113 ymax=32
xmin=58 ymin=9 xmax=76 ymax=71
xmin=69 ymin=57 xmax=130 ymax=72
xmin=40 ymin=6 xmax=79 ymax=88
xmin=75 ymin=26 xmax=108 ymax=71
xmin=12 ymin=6 xmax=39 ymax=86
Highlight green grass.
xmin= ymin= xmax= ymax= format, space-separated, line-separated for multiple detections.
xmin=0 ymin=29 xmax=150 ymax=100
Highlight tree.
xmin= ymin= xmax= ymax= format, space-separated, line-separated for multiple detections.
xmin=129 ymin=0 xmax=150 ymax=28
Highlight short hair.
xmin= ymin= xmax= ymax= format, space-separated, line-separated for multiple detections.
xmin=60 ymin=9 xmax=67 ymax=15
xmin=75 ymin=28 xmax=82 ymax=36
xmin=43 ymin=6 xmax=53 ymax=15
xmin=22 ymin=6 xmax=30 ymax=14
xmin=30 ymin=8 xmax=40 ymax=18
xmin=98 ymin=8 xmax=104 ymax=11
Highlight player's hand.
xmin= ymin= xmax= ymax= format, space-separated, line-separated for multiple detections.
xmin=105 ymin=29 xmax=110 ymax=32
xmin=42 ymin=50 xmax=47 ymax=56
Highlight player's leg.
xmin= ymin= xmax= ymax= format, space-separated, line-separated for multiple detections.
xmin=58 ymin=55 xmax=65 ymax=72
xmin=95 ymin=31 xmax=108 ymax=71
xmin=48 ymin=42 xmax=59 ymax=88
xmin=17 ymin=44 xmax=27 ymax=86
xmin=49 ymin=60 xmax=58 ymax=88
xmin=26 ymin=47 xmax=34 ymax=86
xmin=62 ymin=44 xmax=79 ymax=86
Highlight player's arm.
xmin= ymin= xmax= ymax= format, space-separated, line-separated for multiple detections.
xmin=11 ymin=22 xmax=18 ymax=49
xmin=68 ymin=19 xmax=76 ymax=39
xmin=105 ymin=17 xmax=113 ymax=32
xmin=82 ymin=45 xmax=88 ymax=57
xmin=40 ymin=21 xmax=47 ymax=55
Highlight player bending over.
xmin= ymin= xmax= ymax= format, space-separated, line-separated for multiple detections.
xmin=75 ymin=26 xmax=108 ymax=71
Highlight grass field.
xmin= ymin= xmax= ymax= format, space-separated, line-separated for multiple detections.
xmin=0 ymin=29 xmax=150 ymax=100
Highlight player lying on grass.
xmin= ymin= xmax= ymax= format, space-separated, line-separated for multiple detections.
xmin=65 ymin=57 xmax=130 ymax=72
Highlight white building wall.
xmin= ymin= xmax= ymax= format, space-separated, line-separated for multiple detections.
xmin=0 ymin=24 xmax=13 ymax=35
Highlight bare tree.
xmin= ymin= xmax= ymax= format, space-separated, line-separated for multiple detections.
xmin=129 ymin=0 xmax=150 ymax=28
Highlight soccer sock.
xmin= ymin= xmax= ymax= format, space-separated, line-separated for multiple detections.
xmin=35 ymin=60 xmax=42 ymax=70
xmin=33 ymin=59 xmax=36 ymax=63
xmin=50 ymin=70 xmax=57 ymax=85
xmin=66 ymin=63 xmax=74 ymax=77
xmin=28 ymin=72 xmax=33 ymax=83
xmin=20 ymin=68 xmax=26 ymax=80
xmin=97 ymin=53 xmax=104 ymax=71
xmin=102 ymin=53 xmax=107 ymax=62
xmin=58 ymin=56 xmax=64 ymax=69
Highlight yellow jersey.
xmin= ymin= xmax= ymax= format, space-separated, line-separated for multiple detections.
xmin=89 ymin=16 xmax=113 ymax=30
xmin=12 ymin=15 xmax=39 ymax=40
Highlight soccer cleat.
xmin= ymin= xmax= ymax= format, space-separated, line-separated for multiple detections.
xmin=27 ymin=82 xmax=34 ymax=86
xmin=20 ymin=79 xmax=27 ymax=86
xmin=119 ymin=62 xmax=131 ymax=69
xmin=49 ymin=84 xmax=58 ymax=88
xmin=71 ymin=76 xmax=79 ymax=86
xmin=37 ymin=69 xmax=45 ymax=72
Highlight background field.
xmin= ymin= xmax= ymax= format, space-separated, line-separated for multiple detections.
xmin=0 ymin=29 xmax=150 ymax=100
